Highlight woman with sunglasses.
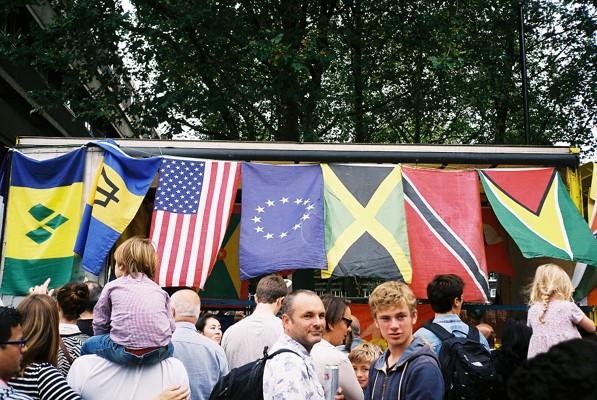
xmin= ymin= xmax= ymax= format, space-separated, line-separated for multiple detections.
xmin=311 ymin=294 xmax=364 ymax=400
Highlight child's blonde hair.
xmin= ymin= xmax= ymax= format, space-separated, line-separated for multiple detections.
xmin=527 ymin=263 xmax=574 ymax=323
xmin=114 ymin=236 xmax=158 ymax=280
xmin=348 ymin=342 xmax=383 ymax=365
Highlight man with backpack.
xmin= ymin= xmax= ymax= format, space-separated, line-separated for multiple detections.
xmin=414 ymin=274 xmax=496 ymax=400
xmin=263 ymin=289 xmax=344 ymax=400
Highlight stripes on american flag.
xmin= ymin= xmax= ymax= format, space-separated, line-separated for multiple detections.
xmin=150 ymin=157 xmax=240 ymax=288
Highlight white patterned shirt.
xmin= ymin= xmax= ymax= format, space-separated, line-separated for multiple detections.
xmin=263 ymin=334 xmax=324 ymax=400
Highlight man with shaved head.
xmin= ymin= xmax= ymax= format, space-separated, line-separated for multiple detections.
xmin=170 ymin=289 xmax=228 ymax=400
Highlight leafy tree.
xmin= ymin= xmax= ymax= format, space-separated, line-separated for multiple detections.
xmin=1 ymin=0 xmax=595 ymax=156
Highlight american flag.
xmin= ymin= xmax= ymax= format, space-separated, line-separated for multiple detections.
xmin=150 ymin=157 xmax=240 ymax=288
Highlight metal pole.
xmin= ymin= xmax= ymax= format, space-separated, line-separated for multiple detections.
xmin=518 ymin=1 xmax=531 ymax=145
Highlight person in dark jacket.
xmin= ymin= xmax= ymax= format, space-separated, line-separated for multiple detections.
xmin=365 ymin=281 xmax=444 ymax=400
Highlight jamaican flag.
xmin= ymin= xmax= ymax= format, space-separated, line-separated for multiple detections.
xmin=1 ymin=148 xmax=86 ymax=295
xmin=479 ymin=168 xmax=597 ymax=266
xmin=322 ymin=164 xmax=411 ymax=281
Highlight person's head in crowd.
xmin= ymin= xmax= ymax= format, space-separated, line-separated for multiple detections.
xmin=321 ymin=294 xmax=352 ymax=346
xmin=527 ymin=263 xmax=574 ymax=323
xmin=427 ymin=274 xmax=464 ymax=313
xmin=255 ymin=274 xmax=288 ymax=303
xmin=85 ymin=281 xmax=103 ymax=314
xmin=369 ymin=281 xmax=418 ymax=350
xmin=56 ymin=282 xmax=89 ymax=323
xmin=476 ymin=323 xmax=496 ymax=349
xmin=348 ymin=342 xmax=383 ymax=391
xmin=171 ymin=289 xmax=201 ymax=323
xmin=113 ymin=236 xmax=158 ymax=280
xmin=16 ymin=295 xmax=59 ymax=374
xmin=196 ymin=314 xmax=222 ymax=344
xmin=0 ymin=307 xmax=27 ymax=381
xmin=280 ymin=289 xmax=325 ymax=352
xmin=233 ymin=311 xmax=245 ymax=323
xmin=351 ymin=316 xmax=361 ymax=339
xmin=500 ymin=317 xmax=532 ymax=362
xmin=508 ymin=338 xmax=597 ymax=400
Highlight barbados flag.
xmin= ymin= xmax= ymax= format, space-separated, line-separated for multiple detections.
xmin=74 ymin=140 xmax=161 ymax=275
xmin=1 ymin=148 xmax=85 ymax=295
xmin=479 ymin=168 xmax=597 ymax=266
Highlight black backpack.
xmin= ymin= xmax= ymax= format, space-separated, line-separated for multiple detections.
xmin=208 ymin=346 xmax=299 ymax=400
xmin=423 ymin=320 xmax=498 ymax=400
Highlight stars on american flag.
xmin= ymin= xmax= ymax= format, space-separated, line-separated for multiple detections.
xmin=154 ymin=159 xmax=205 ymax=214
xmin=252 ymin=196 xmax=314 ymax=240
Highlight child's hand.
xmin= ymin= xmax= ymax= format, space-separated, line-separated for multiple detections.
xmin=29 ymin=278 xmax=54 ymax=296
xmin=153 ymin=385 xmax=190 ymax=400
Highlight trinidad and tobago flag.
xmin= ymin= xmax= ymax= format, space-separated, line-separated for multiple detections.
xmin=403 ymin=166 xmax=490 ymax=303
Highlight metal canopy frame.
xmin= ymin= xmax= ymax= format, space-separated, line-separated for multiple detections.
xmin=15 ymin=137 xmax=579 ymax=167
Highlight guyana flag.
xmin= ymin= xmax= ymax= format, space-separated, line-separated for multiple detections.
xmin=202 ymin=205 xmax=248 ymax=299
xmin=321 ymin=164 xmax=411 ymax=281
xmin=479 ymin=168 xmax=597 ymax=266
xmin=1 ymin=148 xmax=86 ymax=295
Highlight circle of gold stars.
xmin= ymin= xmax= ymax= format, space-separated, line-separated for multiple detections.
xmin=251 ymin=197 xmax=315 ymax=240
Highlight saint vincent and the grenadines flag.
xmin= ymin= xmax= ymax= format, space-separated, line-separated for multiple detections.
xmin=479 ymin=168 xmax=597 ymax=267
xmin=75 ymin=140 xmax=161 ymax=275
xmin=1 ymin=148 xmax=85 ymax=295
xmin=403 ymin=167 xmax=490 ymax=303
xmin=322 ymin=164 xmax=411 ymax=281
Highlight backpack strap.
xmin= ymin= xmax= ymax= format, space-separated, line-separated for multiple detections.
xmin=422 ymin=320 xmax=453 ymax=342
xmin=465 ymin=324 xmax=481 ymax=342
xmin=265 ymin=348 xmax=301 ymax=360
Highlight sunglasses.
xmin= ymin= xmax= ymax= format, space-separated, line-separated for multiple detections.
xmin=341 ymin=317 xmax=353 ymax=328
xmin=0 ymin=337 xmax=27 ymax=348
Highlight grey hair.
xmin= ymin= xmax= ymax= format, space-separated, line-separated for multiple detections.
xmin=170 ymin=291 xmax=201 ymax=319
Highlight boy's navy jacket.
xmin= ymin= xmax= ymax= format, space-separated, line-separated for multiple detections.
xmin=365 ymin=337 xmax=444 ymax=400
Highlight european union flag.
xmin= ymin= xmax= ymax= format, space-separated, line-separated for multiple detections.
xmin=74 ymin=140 xmax=161 ymax=275
xmin=239 ymin=163 xmax=326 ymax=280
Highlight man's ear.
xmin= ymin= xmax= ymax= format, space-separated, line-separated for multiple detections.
xmin=171 ymin=307 xmax=176 ymax=318
xmin=373 ymin=316 xmax=380 ymax=329
xmin=412 ymin=311 xmax=418 ymax=326
xmin=276 ymin=296 xmax=284 ymax=307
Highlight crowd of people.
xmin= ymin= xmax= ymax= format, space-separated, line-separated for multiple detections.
xmin=1 ymin=236 xmax=596 ymax=400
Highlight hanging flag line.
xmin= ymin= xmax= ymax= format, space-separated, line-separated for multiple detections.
xmin=2 ymin=144 xmax=595 ymax=294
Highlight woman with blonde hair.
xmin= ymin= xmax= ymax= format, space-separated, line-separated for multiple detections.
xmin=9 ymin=294 xmax=81 ymax=399
xmin=526 ymin=263 xmax=596 ymax=358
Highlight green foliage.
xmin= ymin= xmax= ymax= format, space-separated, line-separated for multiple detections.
xmin=0 ymin=0 xmax=595 ymax=157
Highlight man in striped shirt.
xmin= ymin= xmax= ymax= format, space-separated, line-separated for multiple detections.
xmin=0 ymin=307 xmax=32 ymax=400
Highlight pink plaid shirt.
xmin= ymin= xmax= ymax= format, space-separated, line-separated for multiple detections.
xmin=93 ymin=273 xmax=176 ymax=348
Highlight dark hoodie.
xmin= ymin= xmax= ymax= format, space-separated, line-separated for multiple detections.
xmin=364 ymin=336 xmax=444 ymax=400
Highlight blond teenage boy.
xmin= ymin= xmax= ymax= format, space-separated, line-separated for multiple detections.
xmin=365 ymin=281 xmax=444 ymax=400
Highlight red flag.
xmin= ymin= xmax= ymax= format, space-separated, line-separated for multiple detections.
xmin=482 ymin=207 xmax=514 ymax=276
xmin=403 ymin=167 xmax=490 ymax=303
xmin=150 ymin=157 xmax=241 ymax=289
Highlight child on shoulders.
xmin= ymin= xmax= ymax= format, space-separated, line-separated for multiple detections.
xmin=81 ymin=236 xmax=176 ymax=365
